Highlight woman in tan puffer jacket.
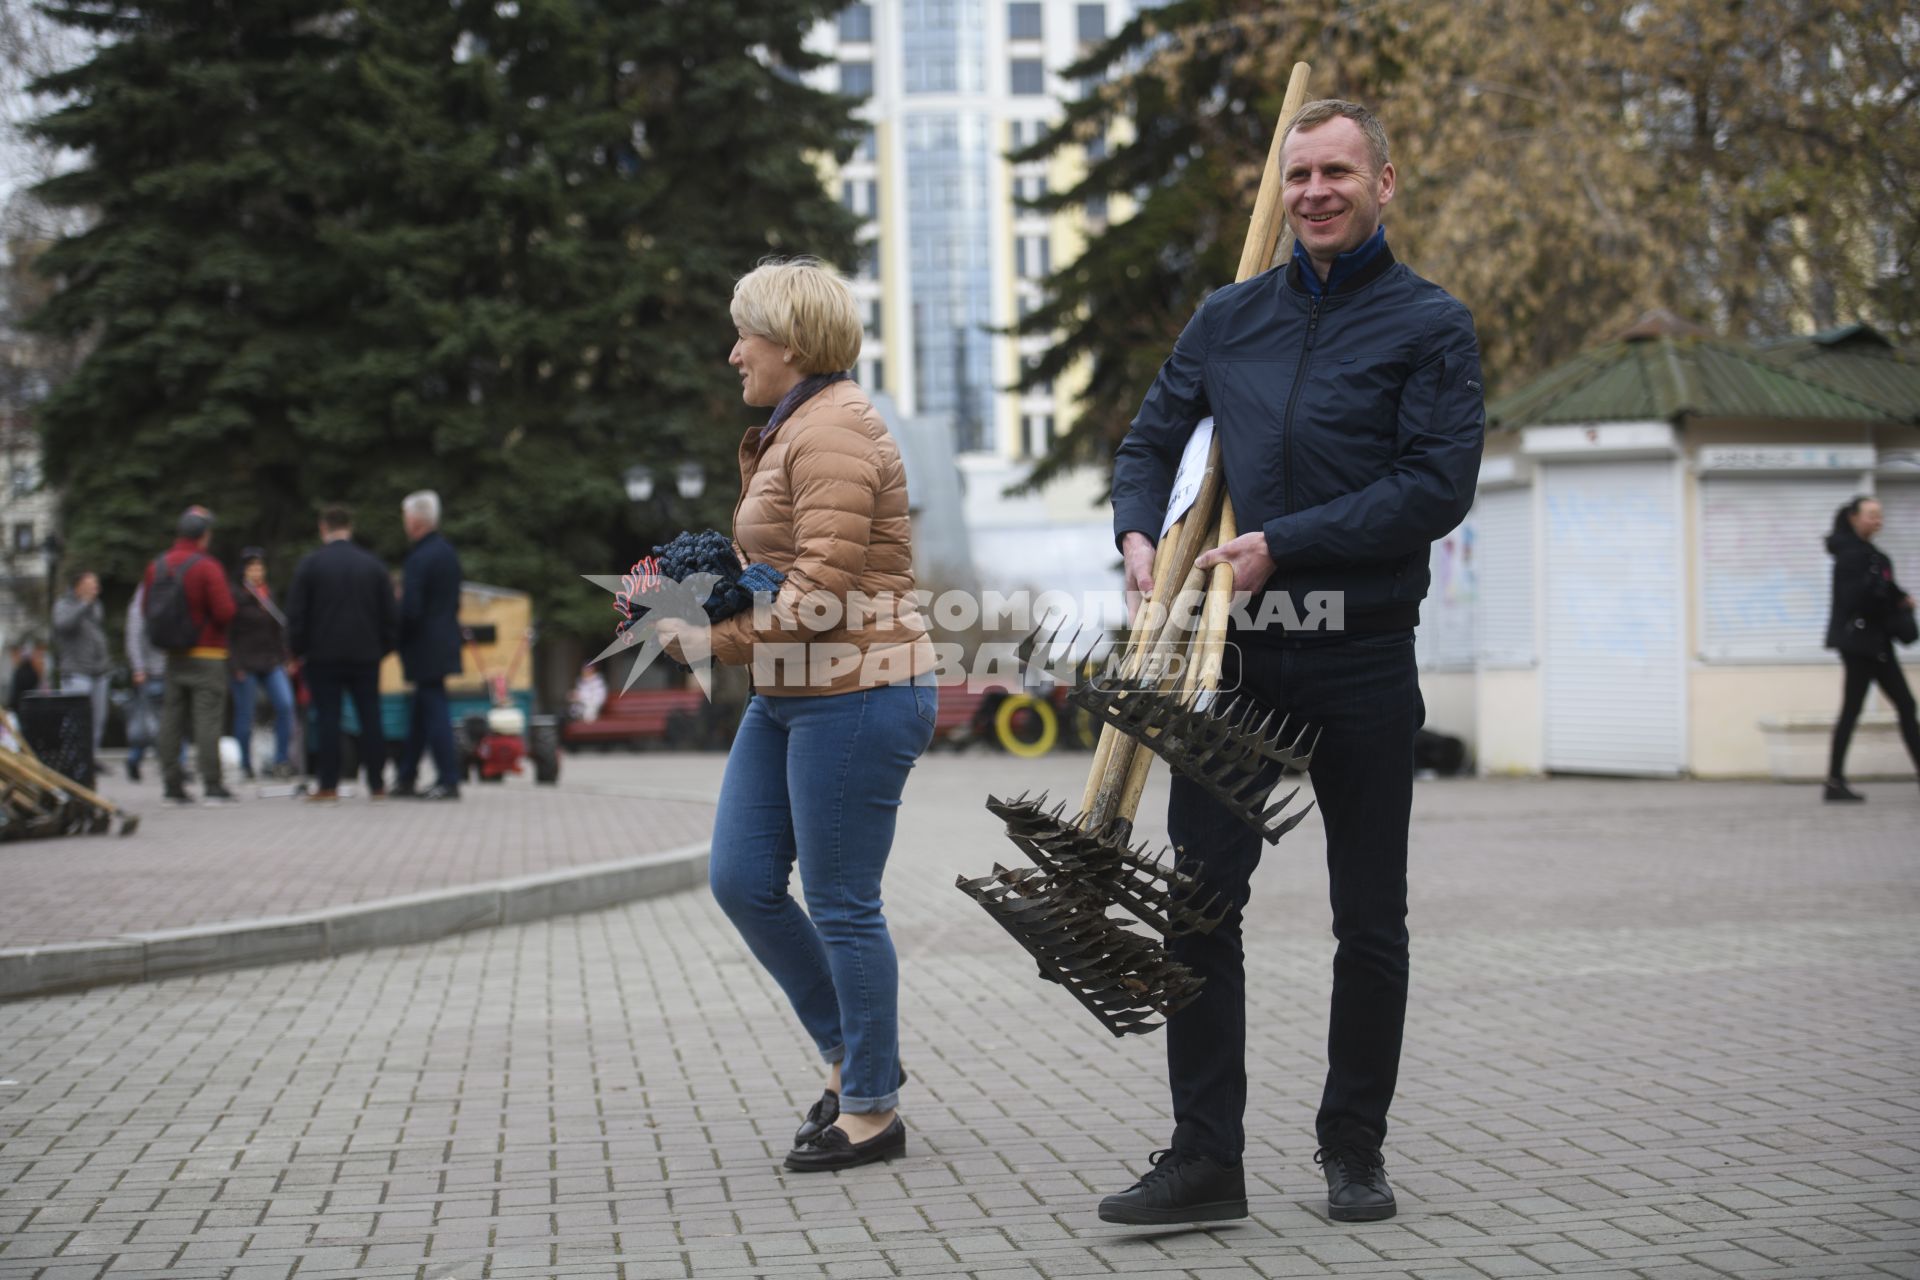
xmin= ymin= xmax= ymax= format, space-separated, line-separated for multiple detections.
xmin=698 ymin=258 xmax=937 ymax=1173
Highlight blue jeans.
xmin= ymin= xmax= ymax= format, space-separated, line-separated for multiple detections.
xmin=709 ymin=677 xmax=937 ymax=1115
xmin=231 ymin=667 xmax=294 ymax=769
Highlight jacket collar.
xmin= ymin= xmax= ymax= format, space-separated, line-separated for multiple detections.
xmin=1286 ymin=227 xmax=1395 ymax=299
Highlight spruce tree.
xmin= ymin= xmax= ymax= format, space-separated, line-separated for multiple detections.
xmin=29 ymin=0 xmax=860 ymax=644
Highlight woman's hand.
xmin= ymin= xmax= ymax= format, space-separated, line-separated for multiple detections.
xmin=652 ymin=616 xmax=694 ymax=661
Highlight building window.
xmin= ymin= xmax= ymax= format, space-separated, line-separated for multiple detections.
xmin=855 ymin=240 xmax=880 ymax=281
xmin=1009 ymin=59 xmax=1045 ymax=95
xmin=1022 ymin=413 xmax=1054 ymax=457
xmin=1016 ymin=233 xmax=1050 ymax=279
xmin=1014 ymin=172 xmax=1048 ymax=203
xmin=1085 ymin=193 xmax=1108 ymax=223
xmin=840 ymin=60 xmax=873 ymax=97
xmin=1008 ymin=2 xmax=1042 ymax=40
xmin=11 ymin=522 xmax=32 ymax=553
xmin=854 ymin=126 xmax=877 ymax=162
xmin=9 ymin=465 xmax=33 ymax=496
xmin=842 ymin=179 xmax=879 ymax=218
xmin=1077 ymin=3 xmax=1105 ymax=41
xmin=864 ymin=297 xmax=883 ymax=336
xmin=1086 ymin=135 xmax=1107 ymax=162
xmin=865 ymin=357 xmax=885 ymax=389
xmin=838 ymin=2 xmax=873 ymax=43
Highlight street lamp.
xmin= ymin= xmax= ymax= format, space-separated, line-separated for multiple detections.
xmin=623 ymin=465 xmax=655 ymax=504
xmin=674 ymin=462 xmax=705 ymax=501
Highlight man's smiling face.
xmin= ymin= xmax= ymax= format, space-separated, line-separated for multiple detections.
xmin=1281 ymin=116 xmax=1395 ymax=276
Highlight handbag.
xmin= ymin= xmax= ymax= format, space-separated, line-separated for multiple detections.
xmin=1894 ymin=603 xmax=1919 ymax=647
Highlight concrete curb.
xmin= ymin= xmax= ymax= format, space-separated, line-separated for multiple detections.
xmin=0 ymin=842 xmax=710 ymax=1002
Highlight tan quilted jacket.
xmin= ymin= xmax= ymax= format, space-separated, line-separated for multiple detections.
xmin=707 ymin=381 xmax=935 ymax=695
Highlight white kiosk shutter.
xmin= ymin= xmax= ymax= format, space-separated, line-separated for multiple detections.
xmin=1699 ymin=475 xmax=1861 ymax=662
xmin=1415 ymin=524 xmax=1476 ymax=671
xmin=1473 ymin=487 xmax=1534 ymax=667
xmin=1876 ymin=479 xmax=1920 ymax=589
xmin=1542 ymin=460 xmax=1685 ymax=774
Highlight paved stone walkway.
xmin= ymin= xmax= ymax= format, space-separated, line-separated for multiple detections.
xmin=2 ymin=755 xmax=1917 ymax=1278
xmin=0 ymin=758 xmax=719 ymax=948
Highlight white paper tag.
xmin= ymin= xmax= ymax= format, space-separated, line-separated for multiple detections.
xmin=1159 ymin=417 xmax=1215 ymax=539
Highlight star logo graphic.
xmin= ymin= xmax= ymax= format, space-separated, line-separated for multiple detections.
xmin=579 ymin=570 xmax=724 ymax=698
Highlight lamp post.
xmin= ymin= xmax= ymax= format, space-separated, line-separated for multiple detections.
xmin=624 ymin=462 xmax=707 ymax=542
xmin=40 ymin=530 xmax=62 ymax=669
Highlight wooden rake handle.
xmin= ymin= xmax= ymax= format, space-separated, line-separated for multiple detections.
xmin=1081 ymin=60 xmax=1314 ymax=829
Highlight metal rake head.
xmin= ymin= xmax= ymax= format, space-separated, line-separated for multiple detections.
xmin=988 ymin=791 xmax=1227 ymax=937
xmin=955 ymin=864 xmax=1207 ymax=1037
xmin=1067 ymin=677 xmax=1319 ymax=844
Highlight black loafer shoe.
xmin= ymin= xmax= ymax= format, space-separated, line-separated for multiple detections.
xmin=1823 ymin=779 xmax=1866 ymax=803
xmin=784 ymin=1117 xmax=906 ymax=1172
xmin=1098 ymin=1149 xmax=1248 ymax=1224
xmin=1318 ymin=1145 xmax=1396 ymax=1222
xmin=794 ymin=1089 xmax=839 ymax=1146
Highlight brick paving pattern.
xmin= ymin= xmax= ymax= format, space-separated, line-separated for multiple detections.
xmin=2 ymin=754 xmax=1917 ymax=1278
xmin=0 ymin=758 xmax=719 ymax=948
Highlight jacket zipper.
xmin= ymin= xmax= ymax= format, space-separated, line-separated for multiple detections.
xmin=1280 ymin=293 xmax=1322 ymax=519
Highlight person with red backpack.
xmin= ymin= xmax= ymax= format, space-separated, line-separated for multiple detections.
xmin=141 ymin=505 xmax=238 ymax=804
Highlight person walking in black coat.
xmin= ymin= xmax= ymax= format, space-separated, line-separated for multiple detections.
xmin=287 ymin=505 xmax=399 ymax=802
xmin=1823 ymin=494 xmax=1920 ymax=801
xmin=395 ymin=489 xmax=463 ymax=800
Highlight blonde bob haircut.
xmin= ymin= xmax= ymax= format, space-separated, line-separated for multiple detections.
xmin=730 ymin=257 xmax=864 ymax=376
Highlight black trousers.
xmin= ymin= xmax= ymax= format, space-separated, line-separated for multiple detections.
xmin=1828 ymin=650 xmax=1920 ymax=781
xmin=1167 ymin=631 xmax=1423 ymax=1161
xmin=307 ymin=659 xmax=386 ymax=792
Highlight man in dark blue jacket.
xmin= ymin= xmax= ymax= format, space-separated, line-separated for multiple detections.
xmin=395 ymin=490 xmax=464 ymax=800
xmin=1098 ymin=101 xmax=1485 ymax=1228
xmin=287 ymin=505 xmax=399 ymax=800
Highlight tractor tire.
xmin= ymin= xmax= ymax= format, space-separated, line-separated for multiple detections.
xmin=529 ymin=716 xmax=561 ymax=785
xmin=992 ymin=693 xmax=1058 ymax=758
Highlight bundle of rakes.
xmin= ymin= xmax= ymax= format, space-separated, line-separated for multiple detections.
xmin=0 ymin=741 xmax=139 ymax=841
xmin=956 ymin=60 xmax=1325 ymax=1037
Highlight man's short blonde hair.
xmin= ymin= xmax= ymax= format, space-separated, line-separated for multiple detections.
xmin=1282 ymin=99 xmax=1391 ymax=176
xmin=730 ymin=257 xmax=863 ymax=375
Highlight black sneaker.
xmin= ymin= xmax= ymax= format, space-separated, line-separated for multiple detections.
xmin=201 ymin=784 xmax=238 ymax=805
xmin=1317 ymin=1145 xmax=1396 ymax=1222
xmin=163 ymin=784 xmax=194 ymax=805
xmin=126 ymin=758 xmax=142 ymax=783
xmin=1097 ymin=1149 xmax=1248 ymax=1224
xmin=1823 ymin=779 xmax=1866 ymax=803
xmin=418 ymin=783 xmax=461 ymax=801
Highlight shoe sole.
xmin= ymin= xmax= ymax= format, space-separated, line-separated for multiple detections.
xmin=1097 ymin=1198 xmax=1249 ymax=1225
xmin=1328 ymin=1201 xmax=1397 ymax=1222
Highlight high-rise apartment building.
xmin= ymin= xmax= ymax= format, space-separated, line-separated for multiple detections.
xmin=812 ymin=0 xmax=1162 ymax=464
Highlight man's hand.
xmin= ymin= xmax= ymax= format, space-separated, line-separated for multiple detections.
xmin=131 ymin=670 xmax=146 ymax=687
xmin=1121 ymin=531 xmax=1156 ymax=623
xmin=1195 ymin=530 xmax=1277 ymax=593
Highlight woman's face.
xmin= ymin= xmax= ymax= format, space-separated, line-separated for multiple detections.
xmin=729 ymin=328 xmax=802 ymax=409
xmin=1851 ymin=500 xmax=1884 ymax=540
xmin=244 ymin=562 xmax=267 ymax=588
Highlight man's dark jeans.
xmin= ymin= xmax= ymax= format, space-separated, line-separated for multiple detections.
xmin=1167 ymin=629 xmax=1423 ymax=1162
xmin=398 ymin=678 xmax=460 ymax=789
xmin=307 ymin=660 xmax=385 ymax=792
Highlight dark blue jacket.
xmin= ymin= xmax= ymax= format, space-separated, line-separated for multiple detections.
xmin=399 ymin=531 xmax=464 ymax=682
xmin=1112 ymin=233 xmax=1485 ymax=633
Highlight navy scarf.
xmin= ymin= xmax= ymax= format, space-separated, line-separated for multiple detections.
xmin=760 ymin=370 xmax=852 ymax=444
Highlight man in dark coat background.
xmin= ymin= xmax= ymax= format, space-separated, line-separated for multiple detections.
xmin=395 ymin=489 xmax=464 ymax=800
xmin=287 ymin=504 xmax=398 ymax=801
